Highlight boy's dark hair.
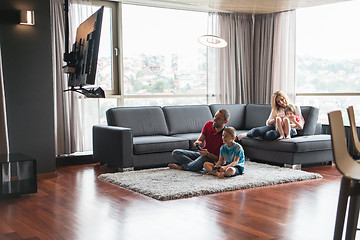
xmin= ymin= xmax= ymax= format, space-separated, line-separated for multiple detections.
xmin=284 ymin=104 xmax=296 ymax=114
xmin=224 ymin=126 xmax=236 ymax=137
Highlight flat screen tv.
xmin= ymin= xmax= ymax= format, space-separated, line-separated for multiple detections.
xmin=65 ymin=6 xmax=104 ymax=89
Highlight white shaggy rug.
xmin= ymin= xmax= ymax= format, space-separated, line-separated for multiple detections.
xmin=98 ymin=161 xmax=322 ymax=200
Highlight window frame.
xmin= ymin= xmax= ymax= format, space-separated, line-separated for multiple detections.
xmin=89 ymin=1 xmax=120 ymax=97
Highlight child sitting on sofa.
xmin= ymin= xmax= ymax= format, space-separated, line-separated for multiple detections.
xmin=276 ymin=104 xmax=304 ymax=140
xmin=204 ymin=127 xmax=245 ymax=178
xmin=237 ymin=90 xmax=304 ymax=141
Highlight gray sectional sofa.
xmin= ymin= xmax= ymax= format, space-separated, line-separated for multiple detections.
xmin=93 ymin=104 xmax=333 ymax=171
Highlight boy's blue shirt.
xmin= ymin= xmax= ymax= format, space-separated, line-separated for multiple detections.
xmin=220 ymin=142 xmax=245 ymax=173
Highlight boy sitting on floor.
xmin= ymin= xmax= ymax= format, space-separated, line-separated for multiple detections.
xmin=203 ymin=127 xmax=245 ymax=178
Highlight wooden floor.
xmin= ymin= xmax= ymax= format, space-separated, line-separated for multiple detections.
xmin=0 ymin=162 xmax=356 ymax=240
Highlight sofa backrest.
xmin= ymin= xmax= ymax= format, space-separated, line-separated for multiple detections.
xmin=298 ymin=106 xmax=319 ymax=136
xmin=244 ymin=104 xmax=272 ymax=130
xmin=105 ymin=104 xmax=320 ymax=137
xmin=106 ymin=106 xmax=169 ymax=137
xmin=209 ymin=104 xmax=246 ymax=130
xmin=163 ymin=105 xmax=213 ymax=135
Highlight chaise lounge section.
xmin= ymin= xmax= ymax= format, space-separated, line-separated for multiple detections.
xmin=210 ymin=104 xmax=333 ymax=169
xmin=93 ymin=104 xmax=333 ymax=170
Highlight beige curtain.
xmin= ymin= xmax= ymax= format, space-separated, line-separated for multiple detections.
xmin=0 ymin=45 xmax=9 ymax=154
xmin=271 ymin=10 xmax=296 ymax=103
xmin=210 ymin=10 xmax=296 ymax=104
xmin=51 ymin=0 xmax=71 ymax=155
xmin=253 ymin=13 xmax=275 ymax=104
xmin=51 ymin=0 xmax=94 ymax=155
xmin=208 ymin=12 xmax=253 ymax=104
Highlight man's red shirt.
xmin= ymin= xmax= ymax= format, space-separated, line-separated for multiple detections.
xmin=201 ymin=121 xmax=225 ymax=157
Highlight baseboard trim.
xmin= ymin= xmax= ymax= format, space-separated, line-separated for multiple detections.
xmin=56 ymin=152 xmax=97 ymax=167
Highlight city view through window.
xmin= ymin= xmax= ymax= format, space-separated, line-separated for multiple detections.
xmin=296 ymin=0 xmax=360 ymax=125
xmin=122 ymin=5 xmax=208 ymax=106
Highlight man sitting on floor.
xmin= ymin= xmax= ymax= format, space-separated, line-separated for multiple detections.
xmin=168 ymin=108 xmax=230 ymax=172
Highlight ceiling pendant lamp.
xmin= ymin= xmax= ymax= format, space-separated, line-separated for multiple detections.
xmin=198 ymin=35 xmax=227 ymax=48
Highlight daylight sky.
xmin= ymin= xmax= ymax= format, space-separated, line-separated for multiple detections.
xmin=121 ymin=5 xmax=207 ymax=57
xmin=296 ymin=0 xmax=360 ymax=60
xmin=95 ymin=0 xmax=360 ymax=61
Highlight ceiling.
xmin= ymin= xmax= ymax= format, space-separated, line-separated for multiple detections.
xmin=121 ymin=0 xmax=353 ymax=13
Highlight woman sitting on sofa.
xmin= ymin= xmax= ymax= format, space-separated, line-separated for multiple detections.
xmin=237 ymin=90 xmax=304 ymax=141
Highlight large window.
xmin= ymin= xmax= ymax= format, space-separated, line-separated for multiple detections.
xmin=121 ymin=4 xmax=208 ymax=106
xmin=296 ymin=0 xmax=360 ymax=125
xmin=75 ymin=3 xmax=211 ymax=151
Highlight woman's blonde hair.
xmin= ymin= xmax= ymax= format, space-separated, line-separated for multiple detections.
xmin=271 ymin=90 xmax=290 ymax=115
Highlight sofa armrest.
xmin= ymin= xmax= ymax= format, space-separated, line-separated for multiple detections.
xmin=299 ymin=106 xmax=319 ymax=136
xmin=314 ymin=123 xmax=322 ymax=135
xmin=93 ymin=125 xmax=134 ymax=169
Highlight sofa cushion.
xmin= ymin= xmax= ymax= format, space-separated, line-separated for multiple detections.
xmin=297 ymin=106 xmax=319 ymax=136
xmin=240 ymin=134 xmax=331 ymax=153
xmin=106 ymin=106 xmax=168 ymax=137
xmin=172 ymin=132 xmax=202 ymax=149
xmin=209 ymin=104 xmax=246 ymax=130
xmin=244 ymin=104 xmax=272 ymax=130
xmin=163 ymin=105 xmax=213 ymax=135
xmin=133 ymin=135 xmax=189 ymax=154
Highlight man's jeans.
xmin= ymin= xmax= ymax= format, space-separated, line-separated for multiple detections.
xmin=171 ymin=149 xmax=213 ymax=172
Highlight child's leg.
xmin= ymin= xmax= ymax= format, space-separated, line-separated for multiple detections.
xmin=276 ymin=117 xmax=285 ymax=140
xmin=203 ymin=162 xmax=217 ymax=175
xmin=224 ymin=167 xmax=236 ymax=177
xmin=203 ymin=162 xmax=214 ymax=172
xmin=224 ymin=166 xmax=243 ymax=177
xmin=215 ymin=166 xmax=225 ymax=178
xmin=284 ymin=118 xmax=291 ymax=139
xmin=216 ymin=172 xmax=225 ymax=178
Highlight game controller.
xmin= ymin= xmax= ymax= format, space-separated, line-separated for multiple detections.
xmin=195 ymin=144 xmax=202 ymax=151
xmin=212 ymin=166 xmax=220 ymax=171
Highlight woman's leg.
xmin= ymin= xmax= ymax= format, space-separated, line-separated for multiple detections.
xmin=263 ymin=129 xmax=281 ymax=141
xmin=237 ymin=132 xmax=248 ymax=140
xmin=247 ymin=125 xmax=275 ymax=138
